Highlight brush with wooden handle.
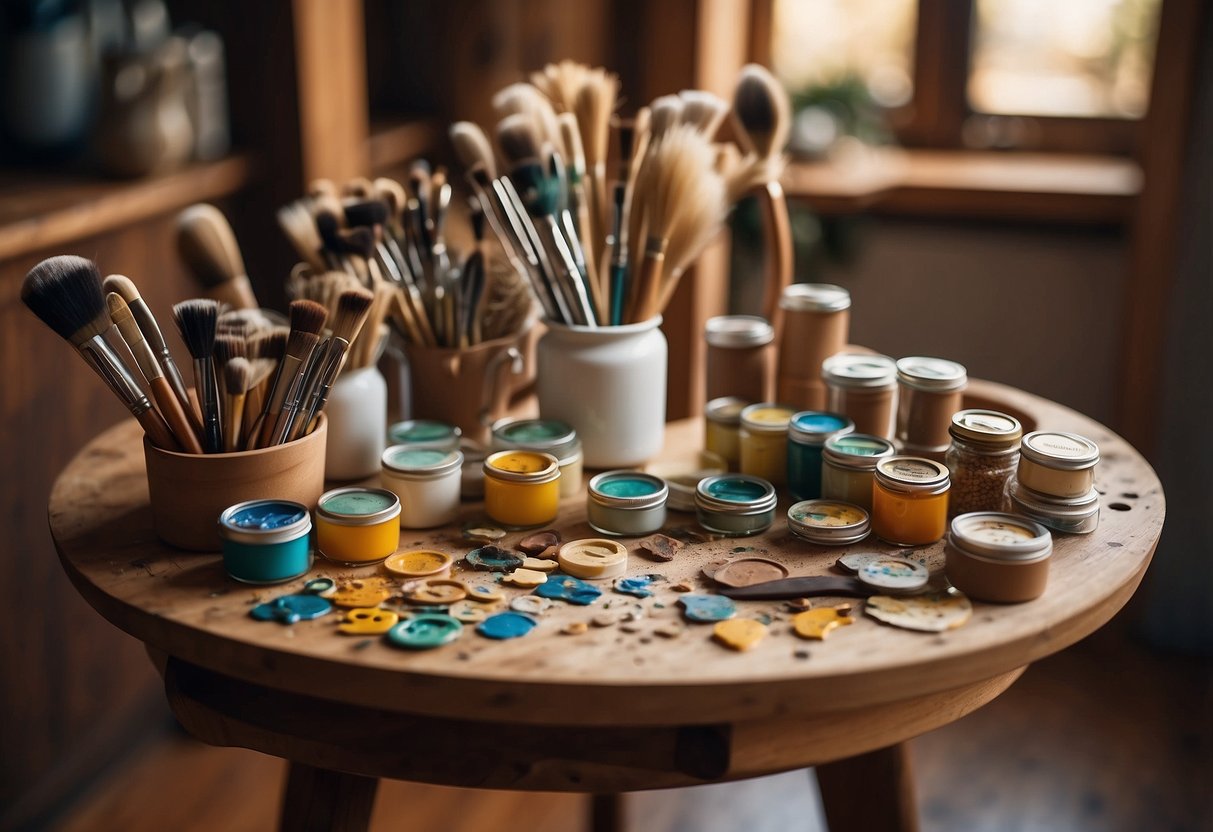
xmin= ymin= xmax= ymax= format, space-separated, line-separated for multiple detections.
xmin=22 ymin=256 xmax=180 ymax=451
xmin=172 ymin=299 xmax=224 ymax=453
xmin=222 ymin=358 xmax=252 ymax=452
xmin=107 ymin=292 xmax=204 ymax=453
xmin=176 ymin=203 xmax=259 ymax=310
xmin=253 ymin=300 xmax=326 ymax=448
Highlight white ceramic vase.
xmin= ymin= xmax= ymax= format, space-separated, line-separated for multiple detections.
xmin=537 ymin=317 xmax=667 ymax=468
xmin=324 ymin=365 xmax=387 ymax=481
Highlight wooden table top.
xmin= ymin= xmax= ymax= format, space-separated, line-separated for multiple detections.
xmin=49 ymin=380 xmax=1163 ymax=728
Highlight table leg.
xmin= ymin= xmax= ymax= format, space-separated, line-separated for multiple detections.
xmin=589 ymin=793 xmax=625 ymax=832
xmin=815 ymin=743 xmax=919 ymax=832
xmin=278 ymin=762 xmax=379 ymax=832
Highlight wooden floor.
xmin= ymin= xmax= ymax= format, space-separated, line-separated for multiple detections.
xmin=49 ymin=612 xmax=1212 ymax=832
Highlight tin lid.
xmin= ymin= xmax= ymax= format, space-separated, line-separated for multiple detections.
xmin=387 ymin=419 xmax=461 ymax=447
xmin=218 ymin=499 xmax=311 ymax=546
xmin=822 ymin=433 xmax=897 ymax=470
xmin=874 ymin=456 xmax=951 ymax=495
xmin=492 ymin=418 xmax=579 ymax=459
xmin=787 ymin=499 xmax=870 ymax=545
xmin=896 ymin=356 xmax=968 ymax=392
xmin=696 ymin=474 xmax=779 ymax=515
xmin=779 ymin=282 xmax=851 ymax=313
xmin=483 ymin=450 xmax=561 ymax=484
xmin=1008 ymin=479 xmax=1101 ymax=518
xmin=588 ymin=471 xmax=669 ymax=511
xmin=856 ymin=556 xmax=931 ymax=594
xmin=949 ymin=512 xmax=1052 ymax=562
xmin=1021 ymin=431 xmax=1100 ymax=471
xmin=788 ymin=411 xmax=855 ymax=445
xmin=705 ymin=396 xmax=750 ymax=426
xmin=822 ymin=353 xmax=898 ymax=389
xmin=949 ymin=409 xmax=1023 ymax=447
xmin=740 ymin=403 xmax=796 ymax=434
xmin=382 ymin=445 xmax=463 ymax=477
xmin=704 ymin=315 xmax=774 ymax=348
xmin=317 ymin=487 xmax=401 ymax=526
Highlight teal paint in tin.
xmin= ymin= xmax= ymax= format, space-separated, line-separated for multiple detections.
xmin=787 ymin=411 xmax=854 ymax=501
xmin=218 ymin=499 xmax=312 ymax=585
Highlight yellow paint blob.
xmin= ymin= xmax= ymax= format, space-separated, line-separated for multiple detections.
xmin=792 ymin=607 xmax=855 ymax=640
xmin=331 ymin=581 xmax=392 ymax=609
xmin=338 ymin=607 xmax=399 ymax=634
xmin=712 ymin=618 xmax=768 ymax=651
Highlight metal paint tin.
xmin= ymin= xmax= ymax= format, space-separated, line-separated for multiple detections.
xmin=1017 ymin=431 xmax=1100 ymax=498
xmin=218 ymin=499 xmax=312 ymax=584
xmin=695 ymin=474 xmax=778 ymax=537
xmin=1007 ymin=479 xmax=1100 ymax=535
xmin=491 ymin=418 xmax=584 ymax=497
xmin=820 ymin=433 xmax=897 ymax=511
xmin=586 ymin=471 xmax=669 ymax=536
xmin=787 ymin=499 xmax=871 ymax=546
xmin=786 ymin=411 xmax=855 ymax=500
xmin=946 ymin=512 xmax=1052 ymax=602
xmin=483 ymin=450 xmax=561 ymax=528
xmin=704 ymin=396 xmax=749 ymax=470
xmin=315 ymin=487 xmax=402 ymax=565
xmin=387 ymin=419 xmax=462 ymax=451
xmin=381 ymin=445 xmax=463 ymax=529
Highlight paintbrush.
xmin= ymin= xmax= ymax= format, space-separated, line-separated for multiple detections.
xmin=254 ymin=300 xmax=325 ymax=448
xmin=172 ymin=299 xmax=224 ymax=453
xmin=296 ymin=288 xmax=373 ymax=438
xmin=102 ymin=273 xmax=200 ymax=434
xmin=22 ymin=257 xmax=180 ymax=451
xmin=108 ymin=292 xmax=204 ymax=453
xmin=176 ymin=204 xmax=258 ymax=310
xmin=222 ymin=357 xmax=252 ymax=452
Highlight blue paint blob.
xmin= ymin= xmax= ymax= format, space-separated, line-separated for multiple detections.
xmin=535 ymin=575 xmax=602 ymax=605
xmin=614 ymin=576 xmax=654 ymax=598
xmin=387 ymin=614 xmax=463 ymax=649
xmin=477 ymin=611 xmax=538 ymax=639
xmin=229 ymin=501 xmax=308 ymax=530
xmin=465 ymin=546 xmax=524 ymax=572
xmin=679 ymin=594 xmax=737 ymax=623
xmin=249 ymin=594 xmax=332 ymax=624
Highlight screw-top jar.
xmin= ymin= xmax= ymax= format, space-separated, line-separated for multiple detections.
xmin=1008 ymin=479 xmax=1100 ymax=534
xmin=945 ymin=512 xmax=1053 ymax=602
xmin=787 ymin=499 xmax=871 ymax=545
xmin=823 ymin=353 xmax=898 ymax=439
xmin=218 ymin=499 xmax=313 ymax=584
xmin=872 ymin=457 xmax=951 ymax=546
xmin=381 ymin=445 xmax=463 ymax=528
xmin=387 ymin=419 xmax=462 ymax=451
xmin=776 ymin=283 xmax=851 ymax=410
xmin=483 ymin=450 xmax=561 ymax=529
xmin=695 ymin=474 xmax=779 ymax=536
xmin=896 ymin=356 xmax=967 ymax=456
xmin=820 ymin=433 xmax=897 ymax=511
xmin=786 ymin=411 xmax=855 ymax=501
xmin=586 ymin=471 xmax=669 ymax=536
xmin=705 ymin=315 xmax=774 ymax=403
xmin=1017 ymin=431 xmax=1100 ymax=499
xmin=739 ymin=403 xmax=796 ymax=487
xmin=315 ymin=487 xmax=402 ymax=565
xmin=705 ymin=397 xmax=749 ymax=470
xmin=945 ymin=409 xmax=1023 ymax=518
xmin=491 ymin=418 xmax=584 ymax=497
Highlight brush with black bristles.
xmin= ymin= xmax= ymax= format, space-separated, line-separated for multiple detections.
xmin=103 ymin=273 xmax=199 ymax=434
xmin=22 ymin=256 xmax=180 ymax=451
xmin=172 ymin=299 xmax=224 ymax=453
xmin=222 ymin=357 xmax=253 ymax=452
xmin=176 ymin=204 xmax=259 ymax=310
xmin=292 ymin=288 xmax=374 ymax=440
xmin=254 ymin=300 xmax=326 ymax=448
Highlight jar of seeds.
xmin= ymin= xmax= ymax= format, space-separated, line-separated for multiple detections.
xmin=945 ymin=409 xmax=1023 ymax=518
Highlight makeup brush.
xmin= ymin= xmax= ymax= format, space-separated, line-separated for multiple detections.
xmin=102 ymin=273 xmax=199 ymax=434
xmin=732 ymin=63 xmax=792 ymax=330
xmin=254 ymin=299 xmax=326 ymax=448
xmin=172 ymin=299 xmax=224 ymax=453
xmin=176 ymin=204 xmax=259 ymax=310
xmin=22 ymin=257 xmax=179 ymax=451
xmin=107 ymin=292 xmax=204 ymax=453
xmin=222 ymin=357 xmax=252 ymax=452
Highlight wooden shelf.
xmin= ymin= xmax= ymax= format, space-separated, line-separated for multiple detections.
xmin=782 ymin=148 xmax=1142 ymax=224
xmin=367 ymin=116 xmax=443 ymax=172
xmin=0 ymin=154 xmax=254 ymax=263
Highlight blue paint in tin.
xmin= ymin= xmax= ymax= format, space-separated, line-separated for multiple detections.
xmin=219 ymin=499 xmax=312 ymax=585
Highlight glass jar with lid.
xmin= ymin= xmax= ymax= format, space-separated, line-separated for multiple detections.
xmin=704 ymin=396 xmax=749 ymax=471
xmin=822 ymin=353 xmax=898 ymax=439
xmin=820 ymin=433 xmax=896 ymax=511
xmin=705 ymin=315 xmax=774 ymax=403
xmin=786 ymin=411 xmax=854 ymax=501
xmin=776 ymin=283 xmax=851 ymax=410
xmin=739 ymin=403 xmax=796 ymax=487
xmin=896 ymin=356 xmax=967 ymax=456
xmin=491 ymin=418 xmax=583 ymax=497
xmin=871 ymin=457 xmax=951 ymax=546
xmin=945 ymin=409 xmax=1023 ymax=518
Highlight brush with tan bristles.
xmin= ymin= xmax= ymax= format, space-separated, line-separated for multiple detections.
xmin=176 ymin=204 xmax=259 ymax=310
xmin=222 ymin=358 xmax=252 ymax=452
xmin=625 ymin=124 xmax=728 ymax=323
xmin=731 ymin=63 xmax=792 ymax=331
xmin=22 ymin=257 xmax=181 ymax=451
xmin=242 ymin=328 xmax=284 ymax=445
xmin=293 ymin=287 xmax=374 ymax=439
xmin=493 ymin=83 xmax=566 ymax=160
xmin=253 ymin=299 xmax=326 ymax=448
xmin=108 ymin=292 xmax=204 ymax=453
xmin=558 ymin=112 xmax=605 ymax=321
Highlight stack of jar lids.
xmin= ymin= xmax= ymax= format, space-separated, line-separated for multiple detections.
xmin=1009 ymin=431 xmax=1100 ymax=534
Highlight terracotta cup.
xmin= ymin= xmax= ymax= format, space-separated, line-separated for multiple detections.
xmin=403 ymin=324 xmax=538 ymax=443
xmin=144 ymin=415 xmax=327 ymax=551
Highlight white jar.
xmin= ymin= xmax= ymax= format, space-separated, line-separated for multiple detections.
xmin=537 ymin=317 xmax=667 ymax=468
xmin=323 ymin=365 xmax=386 ymax=481
xmin=381 ymin=445 xmax=463 ymax=528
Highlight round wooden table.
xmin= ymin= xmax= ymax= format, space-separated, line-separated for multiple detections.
xmin=48 ymin=380 xmax=1163 ymax=832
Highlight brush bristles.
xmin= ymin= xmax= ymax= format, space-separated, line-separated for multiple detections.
xmin=224 ymin=357 xmax=253 ymax=395
xmin=341 ymin=227 xmax=376 ymax=260
xmin=22 ymin=255 xmax=110 ymax=344
xmin=176 ymin=203 xmax=245 ymax=287
xmin=496 ymin=114 xmax=542 ymax=167
xmin=344 ymin=199 xmax=388 ymax=228
xmin=285 ymin=329 xmax=319 ymax=362
xmin=342 ymin=177 xmax=375 ymax=199
xmin=558 ymin=113 xmax=586 ymax=173
xmin=172 ymin=299 xmax=220 ymax=359
xmin=450 ymin=122 xmax=498 ymax=179
xmin=331 ymin=288 xmax=374 ymax=343
xmin=250 ymin=328 xmax=288 ymax=362
xmin=106 ymin=292 xmax=140 ymax=340
xmin=649 ymin=96 xmax=684 ymax=140
xmin=733 ymin=64 xmax=791 ymax=159
xmin=101 ymin=273 xmax=142 ymax=305
xmin=679 ymin=90 xmax=729 ymax=136
xmin=493 ymin=83 xmax=566 ymax=158
xmin=213 ymin=333 xmax=245 ymax=365
xmin=374 ymin=178 xmax=407 ymax=221
xmin=287 ymin=299 xmax=328 ymax=336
